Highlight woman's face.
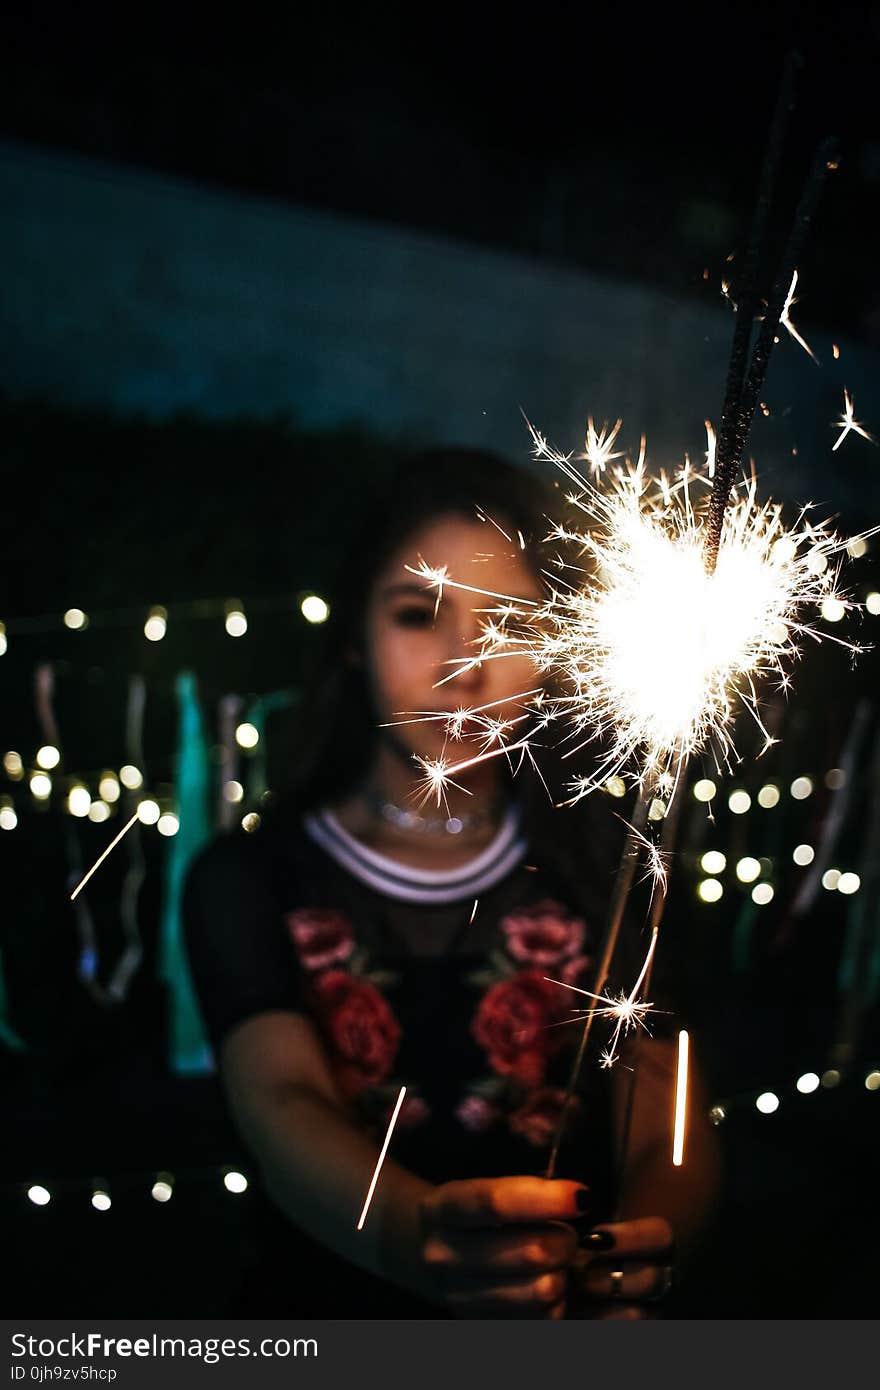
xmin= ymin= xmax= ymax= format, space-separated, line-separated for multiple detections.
xmin=363 ymin=513 xmax=545 ymax=767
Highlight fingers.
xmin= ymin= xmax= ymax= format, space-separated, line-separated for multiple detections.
xmin=422 ymin=1222 xmax=579 ymax=1282
xmin=579 ymin=1259 xmax=673 ymax=1302
xmin=446 ymin=1269 xmax=569 ymax=1318
xmin=582 ymin=1216 xmax=673 ymax=1260
xmin=421 ymin=1177 xmax=588 ymax=1231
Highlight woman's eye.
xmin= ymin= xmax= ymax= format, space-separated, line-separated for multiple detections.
xmin=392 ymin=605 xmax=435 ymax=629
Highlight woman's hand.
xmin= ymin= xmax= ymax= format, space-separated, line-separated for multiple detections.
xmin=418 ymin=1176 xmax=587 ymax=1318
xmin=569 ymin=1216 xmax=675 ymax=1319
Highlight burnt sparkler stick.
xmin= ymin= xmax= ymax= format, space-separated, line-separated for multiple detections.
xmin=704 ymin=135 xmax=839 ymax=572
xmin=713 ymin=53 xmax=802 ymax=498
xmin=544 ymin=785 xmax=652 ymax=1179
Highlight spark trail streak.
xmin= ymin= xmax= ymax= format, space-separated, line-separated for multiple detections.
xmin=357 ymin=1085 xmax=407 ymax=1231
xmin=69 ymin=812 xmax=140 ymax=901
xmin=672 ymin=1030 xmax=690 ymax=1167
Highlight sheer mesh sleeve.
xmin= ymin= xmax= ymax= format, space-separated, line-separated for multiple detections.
xmin=182 ymin=831 xmax=304 ymax=1058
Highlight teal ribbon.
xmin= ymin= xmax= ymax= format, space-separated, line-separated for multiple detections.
xmin=243 ymin=689 xmax=298 ymax=804
xmin=158 ymin=671 xmax=214 ymax=1074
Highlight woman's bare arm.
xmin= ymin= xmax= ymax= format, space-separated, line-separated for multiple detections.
xmin=220 ymin=1010 xmax=439 ymax=1302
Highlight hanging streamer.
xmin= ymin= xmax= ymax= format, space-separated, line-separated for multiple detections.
xmin=243 ymin=689 xmax=298 ymax=806
xmin=158 ymin=672 xmax=213 ymax=1075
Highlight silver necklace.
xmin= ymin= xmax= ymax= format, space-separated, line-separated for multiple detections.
xmin=364 ymin=790 xmax=503 ymax=837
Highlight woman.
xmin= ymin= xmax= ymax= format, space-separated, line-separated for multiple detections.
xmin=183 ymin=446 xmax=719 ymax=1319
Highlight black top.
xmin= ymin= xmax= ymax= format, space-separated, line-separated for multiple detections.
xmin=183 ymin=802 xmax=676 ymax=1315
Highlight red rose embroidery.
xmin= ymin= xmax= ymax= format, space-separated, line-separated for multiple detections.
xmin=509 ymin=1087 xmax=581 ymax=1148
xmin=471 ymin=971 xmax=567 ymax=1087
xmin=285 ymin=908 xmax=354 ymax=971
xmin=501 ymin=900 xmax=586 ymax=968
xmin=310 ymin=971 xmax=401 ymax=1096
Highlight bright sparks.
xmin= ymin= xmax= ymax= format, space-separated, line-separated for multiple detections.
xmin=779 ymin=270 xmax=818 ymax=364
xmin=357 ymin=1085 xmax=407 ymax=1231
xmin=397 ymin=416 xmax=866 ymax=807
xmin=672 ymin=1029 xmax=689 ymax=1167
xmin=832 ymin=389 xmax=875 ymax=453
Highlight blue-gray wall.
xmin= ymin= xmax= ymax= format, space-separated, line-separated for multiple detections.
xmin=1 ymin=139 xmax=877 ymax=515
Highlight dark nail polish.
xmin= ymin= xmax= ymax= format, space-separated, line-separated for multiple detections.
xmin=575 ymin=1187 xmax=592 ymax=1212
xmin=585 ymin=1228 xmax=616 ymax=1250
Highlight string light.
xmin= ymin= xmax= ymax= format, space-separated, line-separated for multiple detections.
xmin=91 ymin=1188 xmax=111 ymax=1212
xmin=866 ymin=593 xmax=880 ymax=616
xmin=144 ymin=606 xmax=167 ymax=642
xmin=605 ymin=776 xmax=626 ymax=798
xmin=821 ymin=869 xmax=841 ymax=891
xmin=241 ymin=813 xmax=261 ymax=833
xmin=63 ymin=608 xmax=88 ymax=630
xmin=29 ymin=772 xmax=52 ymax=800
xmin=796 ymin=1073 xmax=820 ymax=1094
xmin=728 ymin=789 xmax=751 ymax=815
xmin=845 ymin=537 xmax=867 ymax=559
xmin=3 ymin=751 xmax=24 ymax=780
xmin=736 ymin=856 xmax=761 ymax=883
xmin=224 ymin=601 xmax=248 ymax=638
xmin=837 ymin=872 xmax=860 ymax=895
xmin=119 ymin=765 xmax=143 ymax=790
xmin=751 ymin=882 xmax=774 ymax=905
xmin=0 ymin=621 xmax=6 ymax=656
xmin=88 ymin=800 xmax=111 ymax=824
xmin=157 ymin=812 xmax=180 ymax=837
xmin=235 ymin=723 xmax=259 ymax=750
xmin=36 ymin=745 xmax=61 ymax=770
xmin=151 ymin=1175 xmax=174 ymax=1203
xmin=99 ymin=773 xmax=121 ymax=802
xmin=223 ymin=1171 xmax=248 ymax=1194
xmin=790 ymin=776 xmax=813 ymax=800
xmin=647 ymin=797 xmax=667 ymax=822
xmin=793 ymin=843 xmax=814 ymax=866
xmin=136 ymin=799 xmax=160 ymax=826
xmin=820 ymin=597 xmax=845 ymax=623
xmin=821 ymin=1069 xmax=841 ymax=1088
xmin=693 ymin=778 xmax=716 ymax=802
xmin=301 ymin=595 xmax=329 ymax=624
xmin=67 ymin=785 xmax=92 ymax=818
xmin=223 ymin=780 xmax=244 ymax=803
xmin=755 ymin=1092 xmax=779 ymax=1114
xmin=0 ymin=804 xmax=18 ymax=830
xmin=27 ymin=1185 xmax=51 ymax=1206
xmin=700 ymin=850 xmax=726 ymax=874
xmin=697 ymin=878 xmax=723 ymax=903
xmin=757 ymin=783 xmax=780 ymax=808
xmin=865 ymin=1072 xmax=880 ymax=1092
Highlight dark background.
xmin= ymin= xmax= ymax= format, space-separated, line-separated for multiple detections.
xmin=2 ymin=2 xmax=880 ymax=1318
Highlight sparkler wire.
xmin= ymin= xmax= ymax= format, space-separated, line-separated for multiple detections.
xmin=609 ymin=779 xmax=686 ymax=1206
xmin=544 ymin=787 xmax=652 ymax=1178
xmin=712 ymin=53 xmax=801 ymax=540
xmin=705 ymin=134 xmax=839 ymax=571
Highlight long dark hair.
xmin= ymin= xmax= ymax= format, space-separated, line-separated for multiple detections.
xmin=269 ymin=445 xmax=626 ymax=922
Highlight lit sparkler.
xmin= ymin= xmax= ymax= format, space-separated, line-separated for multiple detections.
xmin=831 ymin=388 xmax=875 ymax=453
xmin=400 ymin=428 xmax=866 ymax=808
